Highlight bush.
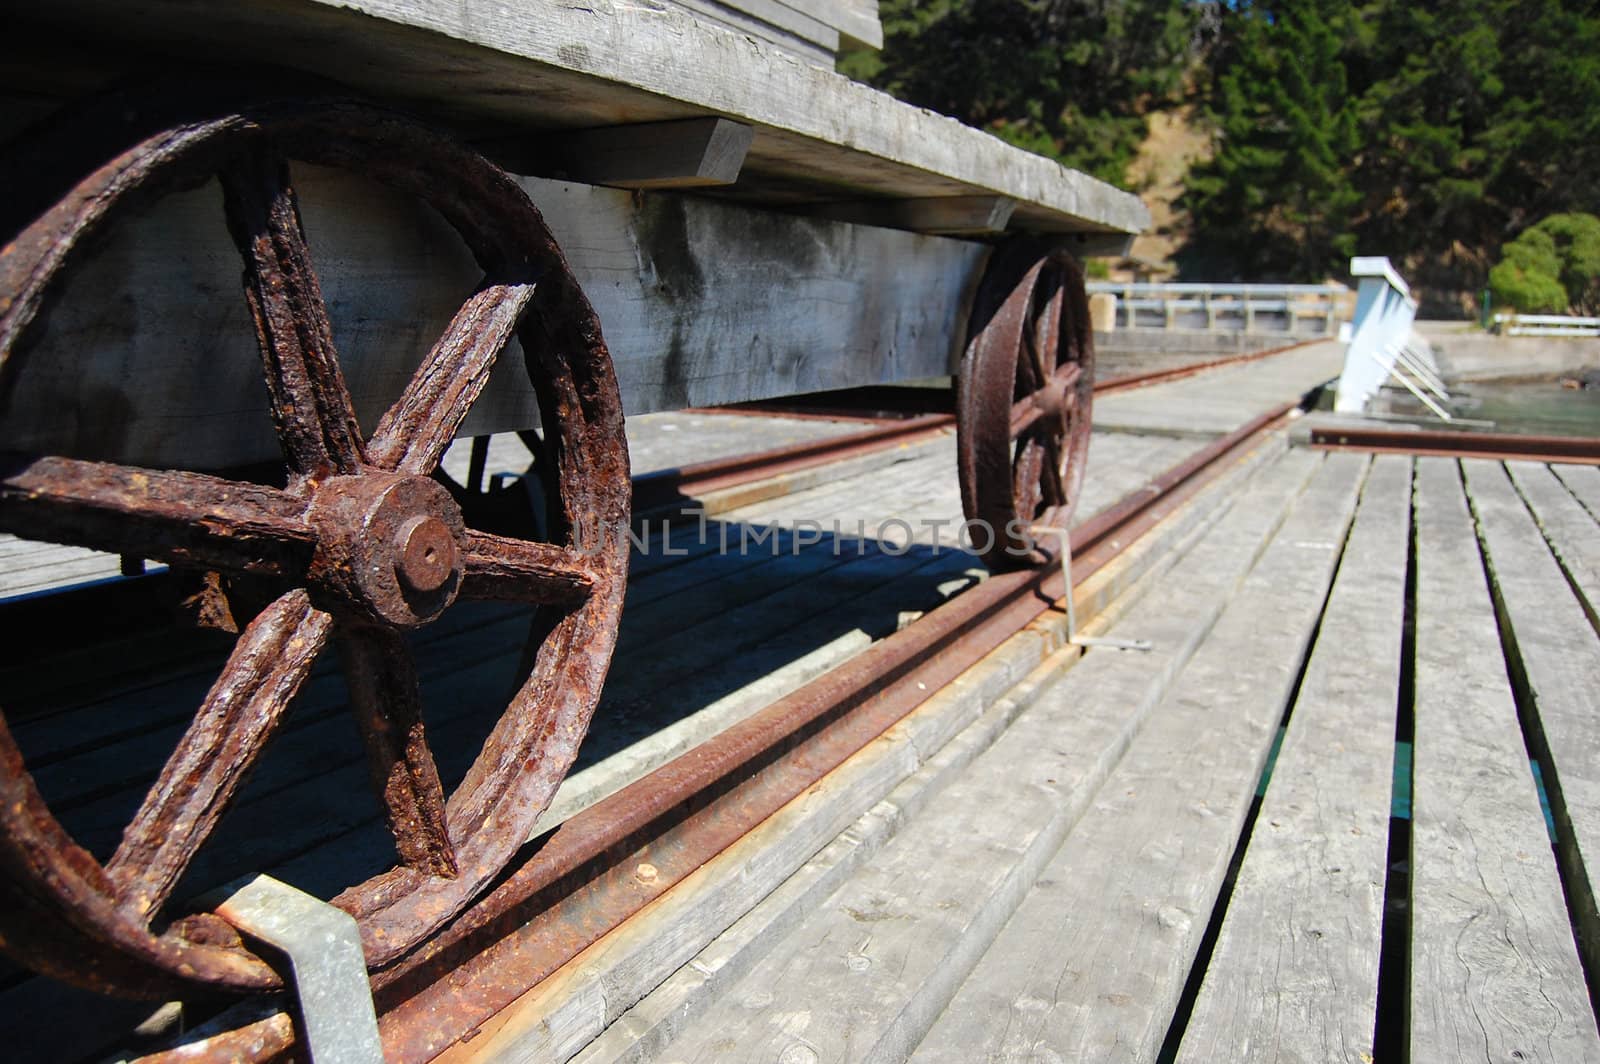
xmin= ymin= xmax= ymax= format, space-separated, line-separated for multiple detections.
xmin=1537 ymin=213 xmax=1600 ymax=314
xmin=1489 ymin=213 xmax=1600 ymax=314
xmin=1488 ymin=259 xmax=1568 ymax=314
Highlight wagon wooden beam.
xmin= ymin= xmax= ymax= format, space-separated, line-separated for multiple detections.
xmin=489 ymin=117 xmax=755 ymax=189
xmin=814 ymin=195 xmax=1017 ymax=235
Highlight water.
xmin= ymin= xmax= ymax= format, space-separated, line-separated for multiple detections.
xmin=1381 ymin=377 xmax=1600 ymax=437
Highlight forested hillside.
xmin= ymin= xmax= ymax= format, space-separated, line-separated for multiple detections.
xmin=841 ymin=0 xmax=1600 ymax=315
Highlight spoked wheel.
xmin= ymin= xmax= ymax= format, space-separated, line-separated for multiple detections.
xmin=956 ymin=243 xmax=1095 ymax=570
xmin=0 ymin=93 xmax=630 ymax=996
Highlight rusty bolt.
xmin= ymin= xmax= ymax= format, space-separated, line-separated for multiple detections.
xmin=396 ymin=515 xmax=458 ymax=593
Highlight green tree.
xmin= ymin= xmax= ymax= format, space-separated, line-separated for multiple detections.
xmin=1176 ymin=0 xmax=1365 ymax=281
xmin=1490 ymin=213 xmax=1600 ymax=313
xmin=1182 ymin=0 xmax=1600 ymax=309
xmin=840 ymin=0 xmax=1203 ymax=186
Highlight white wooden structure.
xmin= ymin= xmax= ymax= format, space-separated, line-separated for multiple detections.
xmin=1334 ymin=257 xmax=1451 ymax=418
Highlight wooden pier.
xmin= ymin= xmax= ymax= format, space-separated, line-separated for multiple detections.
xmin=443 ymin=344 xmax=1600 ymax=1064
xmin=3 ymin=341 xmax=1597 ymax=1062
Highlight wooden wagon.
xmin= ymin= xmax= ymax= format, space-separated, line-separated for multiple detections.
xmin=0 ymin=0 xmax=1145 ymax=1053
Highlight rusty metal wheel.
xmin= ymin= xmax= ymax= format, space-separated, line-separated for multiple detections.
xmin=0 ymin=93 xmax=630 ymax=996
xmin=956 ymin=243 xmax=1095 ymax=570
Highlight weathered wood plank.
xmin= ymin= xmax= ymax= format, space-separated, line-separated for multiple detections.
xmin=7 ymin=0 xmax=1145 ymax=233
xmin=674 ymin=0 xmax=840 ymax=58
xmin=451 ymin=632 xmax=1079 ymax=1064
xmin=1508 ymin=461 xmax=1600 ymax=625
xmin=1463 ymin=458 xmax=1600 ymax=995
xmin=645 ymin=449 xmax=1327 ymax=1064
xmin=1409 ymin=457 xmax=1599 ymax=1064
xmin=565 ymin=437 xmax=1277 ymax=1064
xmin=463 ymin=437 xmax=1308 ymax=1064
xmin=497 ymin=117 xmax=755 ymax=188
xmin=911 ymin=452 xmax=1366 ymax=1064
xmin=0 ymin=168 xmax=984 ymax=468
xmin=1091 ymin=342 xmax=1345 ymax=438
xmin=1176 ymin=454 xmax=1411 ymax=1064
xmin=814 ymin=196 xmax=1016 ymax=235
xmin=774 ymin=0 xmax=883 ymax=47
xmin=1553 ymin=464 xmax=1600 ymax=519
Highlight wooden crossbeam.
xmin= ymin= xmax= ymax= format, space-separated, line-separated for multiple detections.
xmin=812 ymin=195 xmax=1017 ymax=234
xmin=491 ymin=117 xmax=756 ymax=189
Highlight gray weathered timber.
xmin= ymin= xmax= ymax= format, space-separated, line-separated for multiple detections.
xmin=1176 ymin=454 xmax=1411 ymax=1064
xmin=1092 ymin=342 xmax=1346 ymax=438
xmin=774 ymin=0 xmax=883 ymax=47
xmin=1409 ymin=457 xmax=1600 ymax=1064
xmin=496 ymin=118 xmax=756 ymax=189
xmin=563 ymin=444 xmax=1286 ymax=1064
xmin=1464 ymin=459 xmax=1600 ymax=984
xmin=912 ymin=452 xmax=1366 ymax=1064
xmin=0 ymin=168 xmax=983 ymax=468
xmin=424 ymin=434 xmax=1263 ymax=1062
xmin=1553 ymin=464 xmax=1600 ymax=522
xmin=1506 ymin=461 xmax=1600 ymax=625
xmin=6 ymin=0 xmax=1145 ymax=235
xmin=672 ymin=0 xmax=840 ymax=61
xmin=643 ymin=450 xmax=1325 ymax=1064
xmin=813 ymin=196 xmax=1017 ymax=235
xmin=462 ymin=641 xmax=1079 ymax=1064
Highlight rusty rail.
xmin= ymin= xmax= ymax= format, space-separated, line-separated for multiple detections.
xmin=631 ymin=414 xmax=954 ymax=513
xmin=1310 ymin=425 xmax=1600 ymax=465
xmin=158 ymin=398 xmax=1300 ymax=1062
xmin=637 ymin=340 xmax=1318 ymax=516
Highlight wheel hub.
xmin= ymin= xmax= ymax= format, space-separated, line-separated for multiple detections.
xmin=306 ymin=471 xmax=465 ymax=627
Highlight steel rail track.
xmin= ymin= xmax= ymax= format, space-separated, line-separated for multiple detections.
xmin=635 ymin=341 xmax=1317 ymax=515
xmin=1310 ymin=425 xmax=1600 ymax=465
xmin=156 ymin=398 xmax=1301 ymax=1062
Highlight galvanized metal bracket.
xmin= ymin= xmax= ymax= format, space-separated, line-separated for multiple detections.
xmin=213 ymin=876 xmax=385 ymax=1064
xmin=1029 ymin=525 xmax=1152 ymax=652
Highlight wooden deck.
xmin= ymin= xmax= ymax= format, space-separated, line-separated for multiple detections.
xmin=524 ymin=451 xmax=1600 ymax=1062
xmin=0 ymin=422 xmax=1213 ymax=1062
xmin=468 ymin=451 xmax=1600 ymax=1060
xmin=10 ymin=343 xmax=1600 ymax=1062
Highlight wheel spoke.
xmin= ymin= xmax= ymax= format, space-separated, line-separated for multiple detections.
xmin=1009 ymin=397 xmax=1047 ymax=439
xmin=340 ymin=628 xmax=457 ymax=878
xmin=367 ymin=282 xmax=537 ymax=475
xmin=459 ymin=531 xmax=597 ymax=605
xmin=107 ymin=591 xmax=333 ymax=918
xmin=1031 ymin=276 xmax=1064 ymax=385
xmin=1039 ymin=431 xmax=1068 ymax=507
xmin=1011 ymin=438 xmax=1046 ymax=521
xmin=221 ymin=142 xmax=366 ymax=477
xmin=1008 ymin=362 xmax=1081 ymax=440
xmin=0 ymin=454 xmax=315 ymax=577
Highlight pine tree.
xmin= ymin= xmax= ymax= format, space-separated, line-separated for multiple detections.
xmin=1178 ymin=0 xmax=1364 ymax=281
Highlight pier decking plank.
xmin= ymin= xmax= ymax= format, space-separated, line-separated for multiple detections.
xmin=1464 ymin=458 xmax=1600 ymax=980
xmin=1507 ymin=460 xmax=1600 ymax=624
xmin=1409 ymin=457 xmax=1599 ymax=1064
xmin=1175 ymin=454 xmax=1411 ymax=1064
xmin=910 ymin=453 xmax=1365 ymax=1064
xmin=1552 ymin=464 xmax=1600 ymax=519
xmin=1089 ymin=342 xmax=1343 ymax=438
xmin=444 ymin=433 xmax=1287 ymax=1064
xmin=641 ymin=449 xmax=1328 ymax=1063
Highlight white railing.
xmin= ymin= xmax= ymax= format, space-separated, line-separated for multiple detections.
xmin=1491 ymin=312 xmax=1600 ymax=337
xmin=1086 ymin=281 xmax=1347 ymax=336
xmin=1333 ymin=257 xmax=1451 ymax=420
